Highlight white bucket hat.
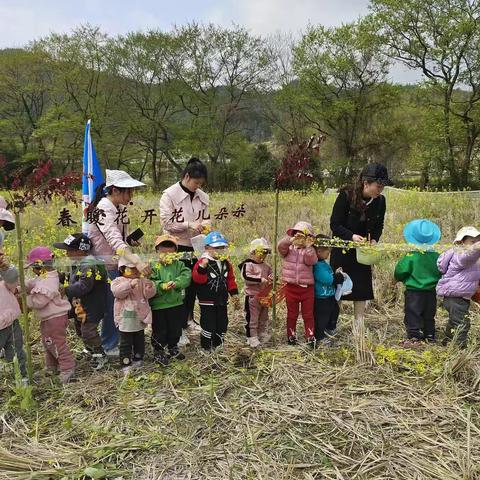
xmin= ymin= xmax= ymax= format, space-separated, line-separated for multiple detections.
xmin=105 ymin=170 xmax=146 ymax=189
xmin=118 ymin=253 xmax=141 ymax=269
xmin=249 ymin=237 xmax=271 ymax=253
xmin=454 ymin=226 xmax=480 ymax=243
xmin=0 ymin=196 xmax=14 ymax=231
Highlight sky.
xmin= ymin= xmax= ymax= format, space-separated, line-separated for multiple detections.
xmin=0 ymin=0 xmax=420 ymax=83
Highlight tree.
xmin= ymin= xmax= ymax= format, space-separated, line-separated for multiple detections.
xmin=293 ymin=20 xmax=395 ymax=182
xmin=371 ymin=0 xmax=480 ymax=187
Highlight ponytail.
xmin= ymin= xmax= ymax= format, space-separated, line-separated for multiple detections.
xmin=87 ymin=183 xmax=106 ymax=214
xmin=182 ymin=157 xmax=208 ymax=180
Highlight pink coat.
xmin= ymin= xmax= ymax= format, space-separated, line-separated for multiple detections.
xmin=0 ymin=267 xmax=21 ymax=330
xmin=26 ymin=271 xmax=71 ymax=321
xmin=88 ymin=197 xmax=129 ymax=269
xmin=110 ymin=277 xmax=156 ymax=330
xmin=238 ymin=259 xmax=273 ymax=296
xmin=159 ymin=182 xmax=210 ymax=247
xmin=278 ymin=236 xmax=317 ymax=286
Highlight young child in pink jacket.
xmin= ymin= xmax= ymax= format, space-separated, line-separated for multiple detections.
xmin=111 ymin=254 xmax=156 ymax=373
xmin=26 ymin=247 xmax=74 ymax=384
xmin=0 ymin=231 xmax=28 ymax=382
xmin=277 ymin=221 xmax=318 ymax=345
xmin=238 ymin=238 xmax=273 ymax=348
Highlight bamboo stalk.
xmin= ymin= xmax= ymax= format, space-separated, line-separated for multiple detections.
xmin=271 ymin=188 xmax=280 ymax=346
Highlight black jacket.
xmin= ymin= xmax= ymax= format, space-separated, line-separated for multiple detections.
xmin=330 ymin=190 xmax=386 ymax=242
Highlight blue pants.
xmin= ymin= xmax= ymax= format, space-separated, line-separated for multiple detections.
xmin=102 ymin=269 xmax=120 ymax=351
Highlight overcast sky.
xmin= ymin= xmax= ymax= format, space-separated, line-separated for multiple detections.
xmin=0 ymin=0 xmax=421 ymax=83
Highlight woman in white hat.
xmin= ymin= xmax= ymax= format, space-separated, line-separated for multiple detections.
xmin=87 ymin=169 xmax=150 ymax=356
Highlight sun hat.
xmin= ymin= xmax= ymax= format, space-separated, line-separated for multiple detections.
xmin=118 ymin=253 xmax=142 ymax=269
xmin=454 ymin=226 xmax=480 ymax=243
xmin=53 ymin=233 xmax=92 ymax=252
xmin=287 ymin=221 xmax=315 ymax=237
xmin=250 ymin=237 xmax=271 ymax=253
xmin=26 ymin=247 xmax=54 ymax=267
xmin=403 ymin=219 xmax=441 ymax=246
xmin=0 ymin=196 xmax=15 ymax=231
xmin=204 ymin=231 xmax=228 ymax=248
xmin=105 ymin=170 xmax=146 ymax=189
xmin=360 ymin=163 xmax=393 ymax=186
xmin=155 ymin=234 xmax=178 ymax=249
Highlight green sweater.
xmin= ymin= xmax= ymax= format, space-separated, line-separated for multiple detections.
xmin=149 ymin=260 xmax=192 ymax=310
xmin=394 ymin=251 xmax=441 ymax=291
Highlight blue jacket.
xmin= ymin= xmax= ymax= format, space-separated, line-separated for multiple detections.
xmin=313 ymin=260 xmax=336 ymax=298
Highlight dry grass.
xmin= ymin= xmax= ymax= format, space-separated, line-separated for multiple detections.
xmin=1 ymin=189 xmax=480 ymax=479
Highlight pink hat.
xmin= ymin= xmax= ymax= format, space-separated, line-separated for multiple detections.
xmin=26 ymin=247 xmax=54 ymax=267
xmin=287 ymin=221 xmax=315 ymax=237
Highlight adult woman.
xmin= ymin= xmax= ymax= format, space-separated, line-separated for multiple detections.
xmin=88 ymin=169 xmax=149 ymax=356
xmin=330 ymin=163 xmax=392 ymax=324
xmin=160 ymin=158 xmax=210 ymax=346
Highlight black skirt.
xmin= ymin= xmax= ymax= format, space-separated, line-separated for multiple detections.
xmin=330 ymin=247 xmax=374 ymax=301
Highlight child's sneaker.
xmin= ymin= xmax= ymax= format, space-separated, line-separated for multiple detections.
xmin=317 ymin=337 xmax=332 ymax=347
xmin=247 ymin=336 xmax=261 ymax=348
xmin=306 ymin=337 xmax=316 ymax=349
xmin=287 ymin=335 xmax=297 ymax=345
xmin=105 ymin=347 xmax=120 ymax=358
xmin=154 ymin=350 xmax=170 ymax=366
xmin=178 ymin=330 xmax=190 ymax=347
xmin=259 ymin=332 xmax=271 ymax=344
xmin=424 ymin=336 xmax=436 ymax=344
xmin=400 ymin=338 xmax=422 ymax=349
xmin=168 ymin=346 xmax=186 ymax=361
xmin=91 ymin=353 xmax=108 ymax=370
xmin=325 ymin=329 xmax=337 ymax=337
xmin=122 ymin=365 xmax=132 ymax=376
xmin=132 ymin=359 xmax=144 ymax=368
xmin=59 ymin=369 xmax=75 ymax=384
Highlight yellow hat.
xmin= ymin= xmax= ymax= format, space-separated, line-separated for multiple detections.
xmin=155 ymin=234 xmax=178 ymax=249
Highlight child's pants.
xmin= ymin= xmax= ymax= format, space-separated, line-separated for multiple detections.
xmin=285 ymin=284 xmax=314 ymax=339
xmin=119 ymin=330 xmax=145 ymax=366
xmin=151 ymin=305 xmax=185 ymax=352
xmin=200 ymin=305 xmax=228 ymax=350
xmin=245 ymin=296 xmax=269 ymax=338
xmin=0 ymin=319 xmax=27 ymax=377
xmin=443 ymin=297 xmax=470 ymax=346
xmin=40 ymin=314 xmax=75 ymax=374
xmin=404 ymin=289 xmax=436 ymax=340
xmin=79 ymin=319 xmax=104 ymax=354
xmin=314 ymin=296 xmax=339 ymax=340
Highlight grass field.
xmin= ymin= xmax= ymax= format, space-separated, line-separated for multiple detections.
xmin=1 ymin=189 xmax=480 ymax=480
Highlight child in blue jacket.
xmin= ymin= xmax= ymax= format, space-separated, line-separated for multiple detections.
xmin=313 ymin=235 xmax=344 ymax=344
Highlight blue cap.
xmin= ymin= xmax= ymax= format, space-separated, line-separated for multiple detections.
xmin=204 ymin=231 xmax=228 ymax=248
xmin=403 ymin=219 xmax=441 ymax=246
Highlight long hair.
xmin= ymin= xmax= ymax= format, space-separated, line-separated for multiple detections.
xmin=182 ymin=157 xmax=208 ymax=180
xmin=86 ymin=183 xmax=129 ymax=214
xmin=339 ymin=174 xmax=375 ymax=211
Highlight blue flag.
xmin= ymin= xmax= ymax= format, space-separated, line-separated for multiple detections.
xmin=82 ymin=120 xmax=104 ymax=235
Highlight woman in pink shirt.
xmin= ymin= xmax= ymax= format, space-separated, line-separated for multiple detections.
xmin=159 ymin=158 xmax=210 ymax=346
xmin=87 ymin=169 xmax=150 ymax=356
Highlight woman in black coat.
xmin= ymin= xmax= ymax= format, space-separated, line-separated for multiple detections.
xmin=330 ymin=163 xmax=392 ymax=323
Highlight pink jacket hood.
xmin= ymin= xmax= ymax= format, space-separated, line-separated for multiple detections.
xmin=26 ymin=270 xmax=71 ymax=321
xmin=278 ymin=236 xmax=317 ymax=286
xmin=160 ymin=183 xmax=210 ymax=248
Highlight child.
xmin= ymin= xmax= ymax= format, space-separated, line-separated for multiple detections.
xmin=394 ymin=220 xmax=442 ymax=345
xmin=436 ymin=226 xmax=480 ymax=348
xmin=192 ymin=231 xmax=240 ymax=350
xmin=0 ymin=231 xmax=28 ymax=381
xmin=313 ymin=234 xmax=345 ymax=345
xmin=278 ymin=221 xmax=318 ymax=345
xmin=25 ymin=247 xmax=75 ymax=384
xmin=111 ymin=254 xmax=156 ymax=372
xmin=238 ymin=238 xmax=273 ymax=347
xmin=53 ymin=233 xmax=109 ymax=370
xmin=150 ymin=234 xmax=192 ymax=365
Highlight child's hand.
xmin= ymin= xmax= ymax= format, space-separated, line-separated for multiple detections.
xmin=0 ymin=254 xmax=9 ymax=270
xmin=261 ymin=277 xmax=269 ymax=285
xmin=166 ymin=281 xmax=176 ymax=290
xmin=200 ymin=257 xmax=209 ymax=268
xmin=231 ymin=295 xmax=241 ymax=309
xmin=131 ymin=278 xmax=139 ymax=288
xmin=292 ymin=233 xmax=307 ymax=248
xmin=59 ymin=285 xmax=66 ymax=298
xmin=161 ymin=282 xmax=170 ymax=290
xmin=335 ymin=267 xmax=343 ymax=274
xmin=305 ymin=236 xmax=315 ymax=248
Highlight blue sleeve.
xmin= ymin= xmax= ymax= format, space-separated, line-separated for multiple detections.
xmin=313 ymin=262 xmax=334 ymax=286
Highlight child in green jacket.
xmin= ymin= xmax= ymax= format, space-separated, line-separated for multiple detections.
xmin=150 ymin=234 xmax=191 ymax=366
xmin=394 ymin=220 xmax=441 ymax=345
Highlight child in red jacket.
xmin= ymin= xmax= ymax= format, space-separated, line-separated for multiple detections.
xmin=192 ymin=231 xmax=239 ymax=350
xmin=278 ymin=221 xmax=318 ymax=345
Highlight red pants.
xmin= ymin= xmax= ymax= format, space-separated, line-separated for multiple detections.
xmin=285 ymin=284 xmax=314 ymax=339
xmin=40 ymin=314 xmax=75 ymax=374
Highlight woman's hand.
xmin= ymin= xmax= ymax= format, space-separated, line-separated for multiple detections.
xmin=129 ymin=240 xmax=141 ymax=247
xmin=369 ymin=239 xmax=377 ymax=246
xmin=352 ymin=234 xmax=365 ymax=243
